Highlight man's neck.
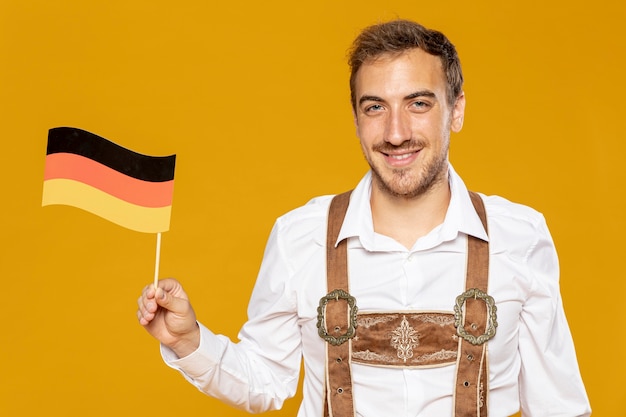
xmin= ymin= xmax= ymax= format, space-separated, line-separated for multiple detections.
xmin=370 ymin=176 xmax=451 ymax=250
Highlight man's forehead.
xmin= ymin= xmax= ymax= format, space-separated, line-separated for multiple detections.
xmin=361 ymin=48 xmax=443 ymax=70
xmin=355 ymin=48 xmax=446 ymax=94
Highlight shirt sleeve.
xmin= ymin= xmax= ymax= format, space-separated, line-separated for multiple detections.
xmin=161 ymin=221 xmax=302 ymax=413
xmin=518 ymin=216 xmax=591 ymax=416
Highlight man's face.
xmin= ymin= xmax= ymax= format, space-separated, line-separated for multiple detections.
xmin=353 ymin=48 xmax=465 ymax=199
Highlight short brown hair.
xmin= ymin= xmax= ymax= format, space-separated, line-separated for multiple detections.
xmin=348 ymin=19 xmax=463 ymax=110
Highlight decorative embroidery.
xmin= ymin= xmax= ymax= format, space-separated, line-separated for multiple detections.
xmin=351 ymin=312 xmax=459 ymax=367
xmin=357 ymin=314 xmax=397 ymax=328
xmin=415 ymin=349 xmax=457 ymax=363
xmin=352 ymin=349 xmax=396 ymax=363
xmin=479 ymin=381 xmax=485 ymax=408
xmin=413 ymin=313 xmax=456 ymax=327
xmin=390 ymin=316 xmax=420 ymax=362
xmin=352 ymin=348 xmax=457 ymax=365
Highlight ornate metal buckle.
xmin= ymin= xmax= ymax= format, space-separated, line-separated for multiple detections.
xmin=317 ymin=289 xmax=358 ymax=346
xmin=454 ymin=288 xmax=498 ymax=345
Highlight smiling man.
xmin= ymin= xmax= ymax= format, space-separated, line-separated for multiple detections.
xmin=137 ymin=19 xmax=591 ymax=417
xmin=354 ymin=46 xmax=465 ymax=249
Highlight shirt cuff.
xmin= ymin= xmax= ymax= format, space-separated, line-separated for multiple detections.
xmin=160 ymin=322 xmax=226 ymax=379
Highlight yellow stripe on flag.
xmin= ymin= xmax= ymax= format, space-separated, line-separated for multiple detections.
xmin=42 ymin=178 xmax=172 ymax=233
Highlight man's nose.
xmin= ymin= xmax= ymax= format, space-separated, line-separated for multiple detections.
xmin=384 ymin=110 xmax=411 ymax=145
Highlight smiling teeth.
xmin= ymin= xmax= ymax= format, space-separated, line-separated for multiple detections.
xmin=390 ymin=153 xmax=412 ymax=160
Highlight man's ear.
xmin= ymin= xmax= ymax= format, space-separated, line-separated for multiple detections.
xmin=450 ymin=92 xmax=466 ymax=133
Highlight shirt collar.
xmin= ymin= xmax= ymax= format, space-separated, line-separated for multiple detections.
xmin=336 ymin=164 xmax=489 ymax=250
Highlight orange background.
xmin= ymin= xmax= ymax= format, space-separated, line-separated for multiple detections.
xmin=1 ymin=1 xmax=623 ymax=415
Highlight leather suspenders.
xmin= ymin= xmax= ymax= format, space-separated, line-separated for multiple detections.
xmin=453 ymin=191 xmax=495 ymax=417
xmin=318 ymin=191 xmax=355 ymax=417
xmin=317 ymin=190 xmax=496 ymax=417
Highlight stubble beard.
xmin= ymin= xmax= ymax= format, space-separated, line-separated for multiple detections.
xmin=367 ymin=139 xmax=449 ymax=199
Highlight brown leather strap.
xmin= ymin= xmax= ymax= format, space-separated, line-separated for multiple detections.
xmin=323 ymin=191 xmax=354 ymax=417
xmin=454 ymin=191 xmax=490 ymax=417
xmin=322 ymin=190 xmax=491 ymax=417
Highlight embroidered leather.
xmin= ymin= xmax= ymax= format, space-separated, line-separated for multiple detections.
xmin=352 ymin=312 xmax=458 ymax=368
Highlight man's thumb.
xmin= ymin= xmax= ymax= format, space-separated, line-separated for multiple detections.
xmin=154 ymin=287 xmax=185 ymax=313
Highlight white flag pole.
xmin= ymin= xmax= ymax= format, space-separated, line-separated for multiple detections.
xmin=154 ymin=232 xmax=162 ymax=289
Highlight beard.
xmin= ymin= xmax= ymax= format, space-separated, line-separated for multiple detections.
xmin=366 ymin=139 xmax=449 ymax=199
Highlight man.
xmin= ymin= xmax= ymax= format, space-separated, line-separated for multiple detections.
xmin=137 ymin=19 xmax=591 ymax=416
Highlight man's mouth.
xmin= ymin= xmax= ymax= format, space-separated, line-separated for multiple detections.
xmin=385 ymin=152 xmax=416 ymax=160
xmin=382 ymin=150 xmax=420 ymax=166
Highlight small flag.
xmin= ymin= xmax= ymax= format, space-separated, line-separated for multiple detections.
xmin=42 ymin=127 xmax=176 ymax=233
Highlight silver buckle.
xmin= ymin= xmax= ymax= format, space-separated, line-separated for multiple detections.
xmin=316 ymin=289 xmax=358 ymax=346
xmin=454 ymin=288 xmax=498 ymax=345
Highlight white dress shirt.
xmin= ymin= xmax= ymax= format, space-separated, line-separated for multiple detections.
xmin=162 ymin=166 xmax=591 ymax=417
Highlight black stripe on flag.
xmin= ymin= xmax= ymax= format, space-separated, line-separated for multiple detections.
xmin=47 ymin=127 xmax=176 ymax=182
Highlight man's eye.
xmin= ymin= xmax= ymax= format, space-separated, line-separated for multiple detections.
xmin=365 ymin=104 xmax=384 ymax=112
xmin=411 ymin=101 xmax=431 ymax=112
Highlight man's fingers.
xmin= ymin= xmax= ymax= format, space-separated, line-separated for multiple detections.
xmin=137 ymin=309 xmax=152 ymax=326
xmin=137 ymin=285 xmax=159 ymax=325
xmin=155 ymin=287 xmax=190 ymax=316
xmin=155 ymin=278 xmax=189 ymax=300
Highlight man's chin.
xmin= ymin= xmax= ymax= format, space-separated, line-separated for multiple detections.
xmin=374 ymin=177 xmax=424 ymax=199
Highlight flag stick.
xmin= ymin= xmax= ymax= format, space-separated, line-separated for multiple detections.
xmin=154 ymin=232 xmax=162 ymax=289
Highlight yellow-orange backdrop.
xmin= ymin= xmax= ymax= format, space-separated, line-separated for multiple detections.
xmin=1 ymin=1 xmax=622 ymax=416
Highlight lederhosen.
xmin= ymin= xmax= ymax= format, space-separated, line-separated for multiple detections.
xmin=316 ymin=191 xmax=497 ymax=417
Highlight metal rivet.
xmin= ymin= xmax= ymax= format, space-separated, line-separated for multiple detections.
xmin=337 ymin=387 xmax=344 ymax=394
xmin=471 ymin=323 xmax=478 ymax=330
xmin=467 ymin=354 xmax=474 ymax=361
xmin=336 ymin=357 xmax=342 ymax=363
xmin=334 ymin=326 xmax=341 ymax=333
xmin=463 ymin=381 xmax=470 ymax=387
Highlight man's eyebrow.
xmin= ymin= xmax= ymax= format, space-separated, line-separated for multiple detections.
xmin=358 ymin=95 xmax=384 ymax=105
xmin=405 ymin=90 xmax=437 ymax=100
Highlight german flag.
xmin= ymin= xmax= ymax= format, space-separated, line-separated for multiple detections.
xmin=42 ymin=127 xmax=176 ymax=233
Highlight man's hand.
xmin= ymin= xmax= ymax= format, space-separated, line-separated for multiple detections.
xmin=137 ymin=278 xmax=200 ymax=358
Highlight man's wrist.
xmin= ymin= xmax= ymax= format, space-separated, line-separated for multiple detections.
xmin=168 ymin=323 xmax=201 ymax=359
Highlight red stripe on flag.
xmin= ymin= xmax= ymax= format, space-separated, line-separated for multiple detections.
xmin=44 ymin=153 xmax=174 ymax=208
